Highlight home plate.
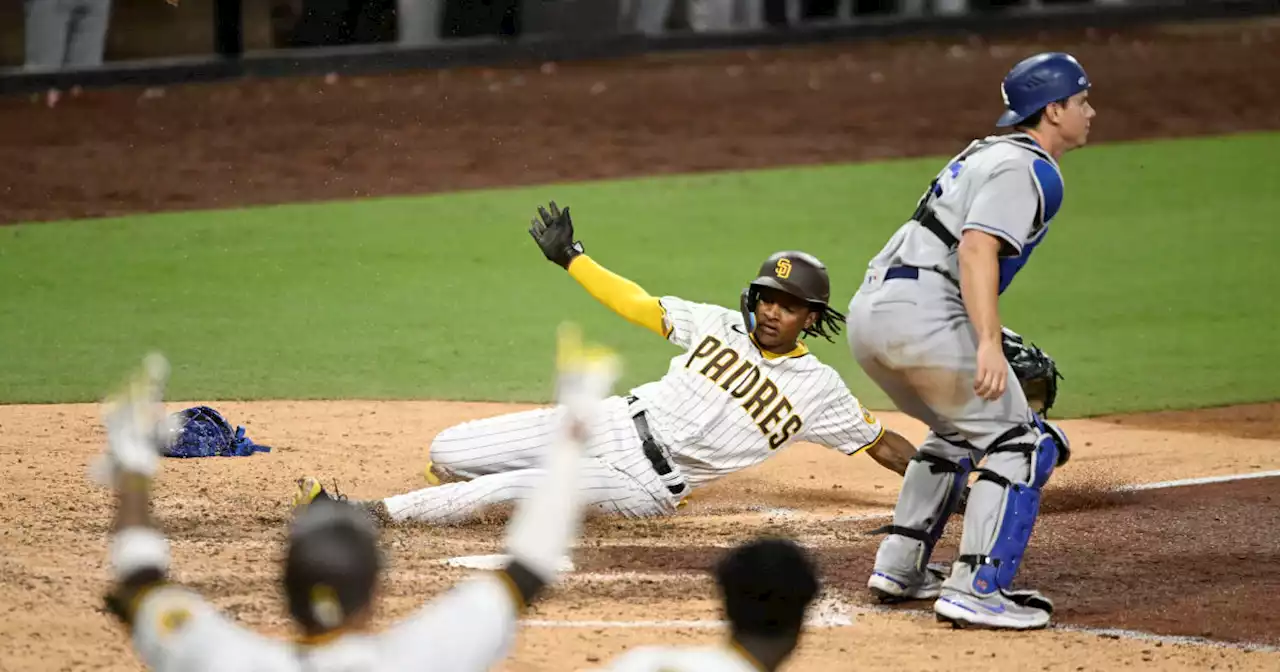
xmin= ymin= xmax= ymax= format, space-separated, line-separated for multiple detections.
xmin=443 ymin=554 xmax=576 ymax=572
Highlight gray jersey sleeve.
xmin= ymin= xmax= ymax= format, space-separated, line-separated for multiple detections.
xmin=961 ymin=162 xmax=1040 ymax=255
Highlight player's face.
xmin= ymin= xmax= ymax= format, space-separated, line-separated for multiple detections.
xmin=754 ymin=288 xmax=817 ymax=353
xmin=1058 ymin=91 xmax=1095 ymax=149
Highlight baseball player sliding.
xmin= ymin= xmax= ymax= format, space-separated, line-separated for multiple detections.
xmin=295 ymin=202 xmax=918 ymax=525
xmin=845 ymin=52 xmax=1094 ymax=629
xmin=98 ymin=325 xmax=622 ymax=670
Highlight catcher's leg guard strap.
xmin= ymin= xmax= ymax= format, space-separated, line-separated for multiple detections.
xmin=957 ymin=423 xmax=1059 ymax=595
xmin=871 ymin=451 xmax=972 ymax=573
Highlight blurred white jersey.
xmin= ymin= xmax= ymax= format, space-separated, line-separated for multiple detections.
xmin=599 ymin=644 xmax=762 ymax=672
xmin=129 ymin=574 xmax=518 ymax=672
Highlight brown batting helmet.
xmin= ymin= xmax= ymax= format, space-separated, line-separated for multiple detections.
xmin=740 ymin=251 xmax=846 ymax=342
xmin=748 ymin=251 xmax=833 ymax=308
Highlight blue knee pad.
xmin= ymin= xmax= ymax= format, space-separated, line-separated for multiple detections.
xmin=968 ymin=422 xmax=1059 ymax=594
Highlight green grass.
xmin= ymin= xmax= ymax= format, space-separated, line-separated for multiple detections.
xmin=2 ymin=131 xmax=1278 ymax=417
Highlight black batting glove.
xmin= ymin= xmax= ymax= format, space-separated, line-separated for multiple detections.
xmin=528 ymin=201 xmax=584 ymax=270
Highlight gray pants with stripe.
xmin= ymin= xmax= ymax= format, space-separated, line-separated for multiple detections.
xmin=24 ymin=0 xmax=112 ymax=71
xmin=847 ymin=267 xmax=1044 ymax=594
xmin=383 ymin=396 xmax=680 ymax=524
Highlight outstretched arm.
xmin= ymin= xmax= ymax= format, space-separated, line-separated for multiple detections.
xmin=384 ymin=324 xmax=623 ymax=671
xmin=528 ymin=201 xmax=669 ymax=339
xmin=567 ymin=256 xmax=668 ymax=338
xmin=96 ymin=355 xmax=175 ymax=629
xmin=866 ymin=429 xmax=916 ymax=476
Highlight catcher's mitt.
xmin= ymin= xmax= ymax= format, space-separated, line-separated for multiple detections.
xmin=1001 ymin=327 xmax=1064 ymax=416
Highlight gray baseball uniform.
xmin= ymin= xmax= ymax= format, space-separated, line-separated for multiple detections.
xmin=24 ymin=0 xmax=112 ymax=70
xmin=846 ymin=132 xmax=1066 ymax=605
xmin=847 ymin=133 xmax=1061 ymax=446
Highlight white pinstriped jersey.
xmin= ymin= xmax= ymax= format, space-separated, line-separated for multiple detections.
xmin=628 ymin=296 xmax=884 ymax=486
xmin=126 ymin=574 xmax=518 ymax=671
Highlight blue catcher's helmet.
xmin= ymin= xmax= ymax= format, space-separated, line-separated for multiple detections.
xmin=995 ymin=52 xmax=1090 ymax=128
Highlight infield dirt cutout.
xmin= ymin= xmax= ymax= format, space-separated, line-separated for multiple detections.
xmin=1 ymin=399 xmax=1277 ymax=671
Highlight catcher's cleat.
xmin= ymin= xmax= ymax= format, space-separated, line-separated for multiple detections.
xmin=933 ymin=589 xmax=1051 ymax=630
xmin=868 ymin=564 xmax=946 ymax=604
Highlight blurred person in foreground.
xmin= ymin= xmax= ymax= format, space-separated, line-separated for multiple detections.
xmin=97 ymin=323 xmax=619 ymax=671
xmin=599 ymin=537 xmax=822 ymax=671
xmin=23 ymin=0 xmax=120 ymax=70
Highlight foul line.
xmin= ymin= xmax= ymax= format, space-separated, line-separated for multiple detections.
xmin=454 ymin=471 xmax=1280 ymax=652
xmin=851 ymin=603 xmax=1280 ymax=654
xmin=831 ymin=469 xmax=1280 ymax=523
xmin=1054 ymin=624 xmax=1280 ymax=653
xmin=1117 ymin=469 xmax=1280 ymax=491
xmin=522 ymin=604 xmax=1279 ymax=653
xmin=525 ymin=595 xmax=855 ymax=630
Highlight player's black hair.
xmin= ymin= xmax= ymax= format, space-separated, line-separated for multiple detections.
xmin=284 ymin=497 xmax=383 ymax=635
xmin=1014 ymin=95 xmax=1072 ymax=132
xmin=714 ymin=536 xmax=821 ymax=640
xmin=802 ymin=304 xmax=847 ymax=343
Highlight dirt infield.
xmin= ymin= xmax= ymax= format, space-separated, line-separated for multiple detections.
xmin=1 ymin=17 xmax=1279 ymax=224
xmin=1 ymin=400 xmax=1278 ymax=671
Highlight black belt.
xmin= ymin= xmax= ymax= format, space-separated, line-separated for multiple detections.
xmin=626 ymin=396 xmax=688 ymax=497
xmin=884 ymin=265 xmax=958 ymax=288
xmin=884 ymin=266 xmax=920 ymax=281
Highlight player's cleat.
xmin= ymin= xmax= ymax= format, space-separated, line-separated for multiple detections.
xmin=292 ymin=476 xmax=329 ymax=511
xmin=867 ymin=565 xmax=945 ymax=603
xmin=933 ymin=589 xmax=1051 ymax=630
xmin=291 ymin=476 xmax=394 ymax=527
xmin=423 ymin=460 xmax=442 ymax=486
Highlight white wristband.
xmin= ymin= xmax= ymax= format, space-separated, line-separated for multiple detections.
xmin=110 ymin=527 xmax=170 ymax=581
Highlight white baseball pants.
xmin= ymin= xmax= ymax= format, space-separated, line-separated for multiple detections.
xmin=383 ymin=396 xmax=681 ymax=524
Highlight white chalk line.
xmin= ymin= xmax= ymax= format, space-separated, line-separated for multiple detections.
xmin=821 ymin=468 xmax=1280 ymax=523
xmin=455 ymin=470 xmax=1280 ymax=651
xmin=524 ymin=595 xmax=855 ymax=630
xmin=1118 ymin=469 xmax=1280 ymax=491
xmin=850 ymin=603 xmax=1280 ymax=654
xmin=567 ymin=571 xmax=706 ymax=583
xmin=522 ymin=601 xmax=1280 ymax=653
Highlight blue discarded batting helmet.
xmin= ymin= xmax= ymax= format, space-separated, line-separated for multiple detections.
xmin=995 ymin=52 xmax=1090 ymax=128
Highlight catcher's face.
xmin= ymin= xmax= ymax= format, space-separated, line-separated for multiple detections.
xmin=1049 ymin=90 xmax=1094 ymax=150
xmin=754 ymin=288 xmax=818 ymax=353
